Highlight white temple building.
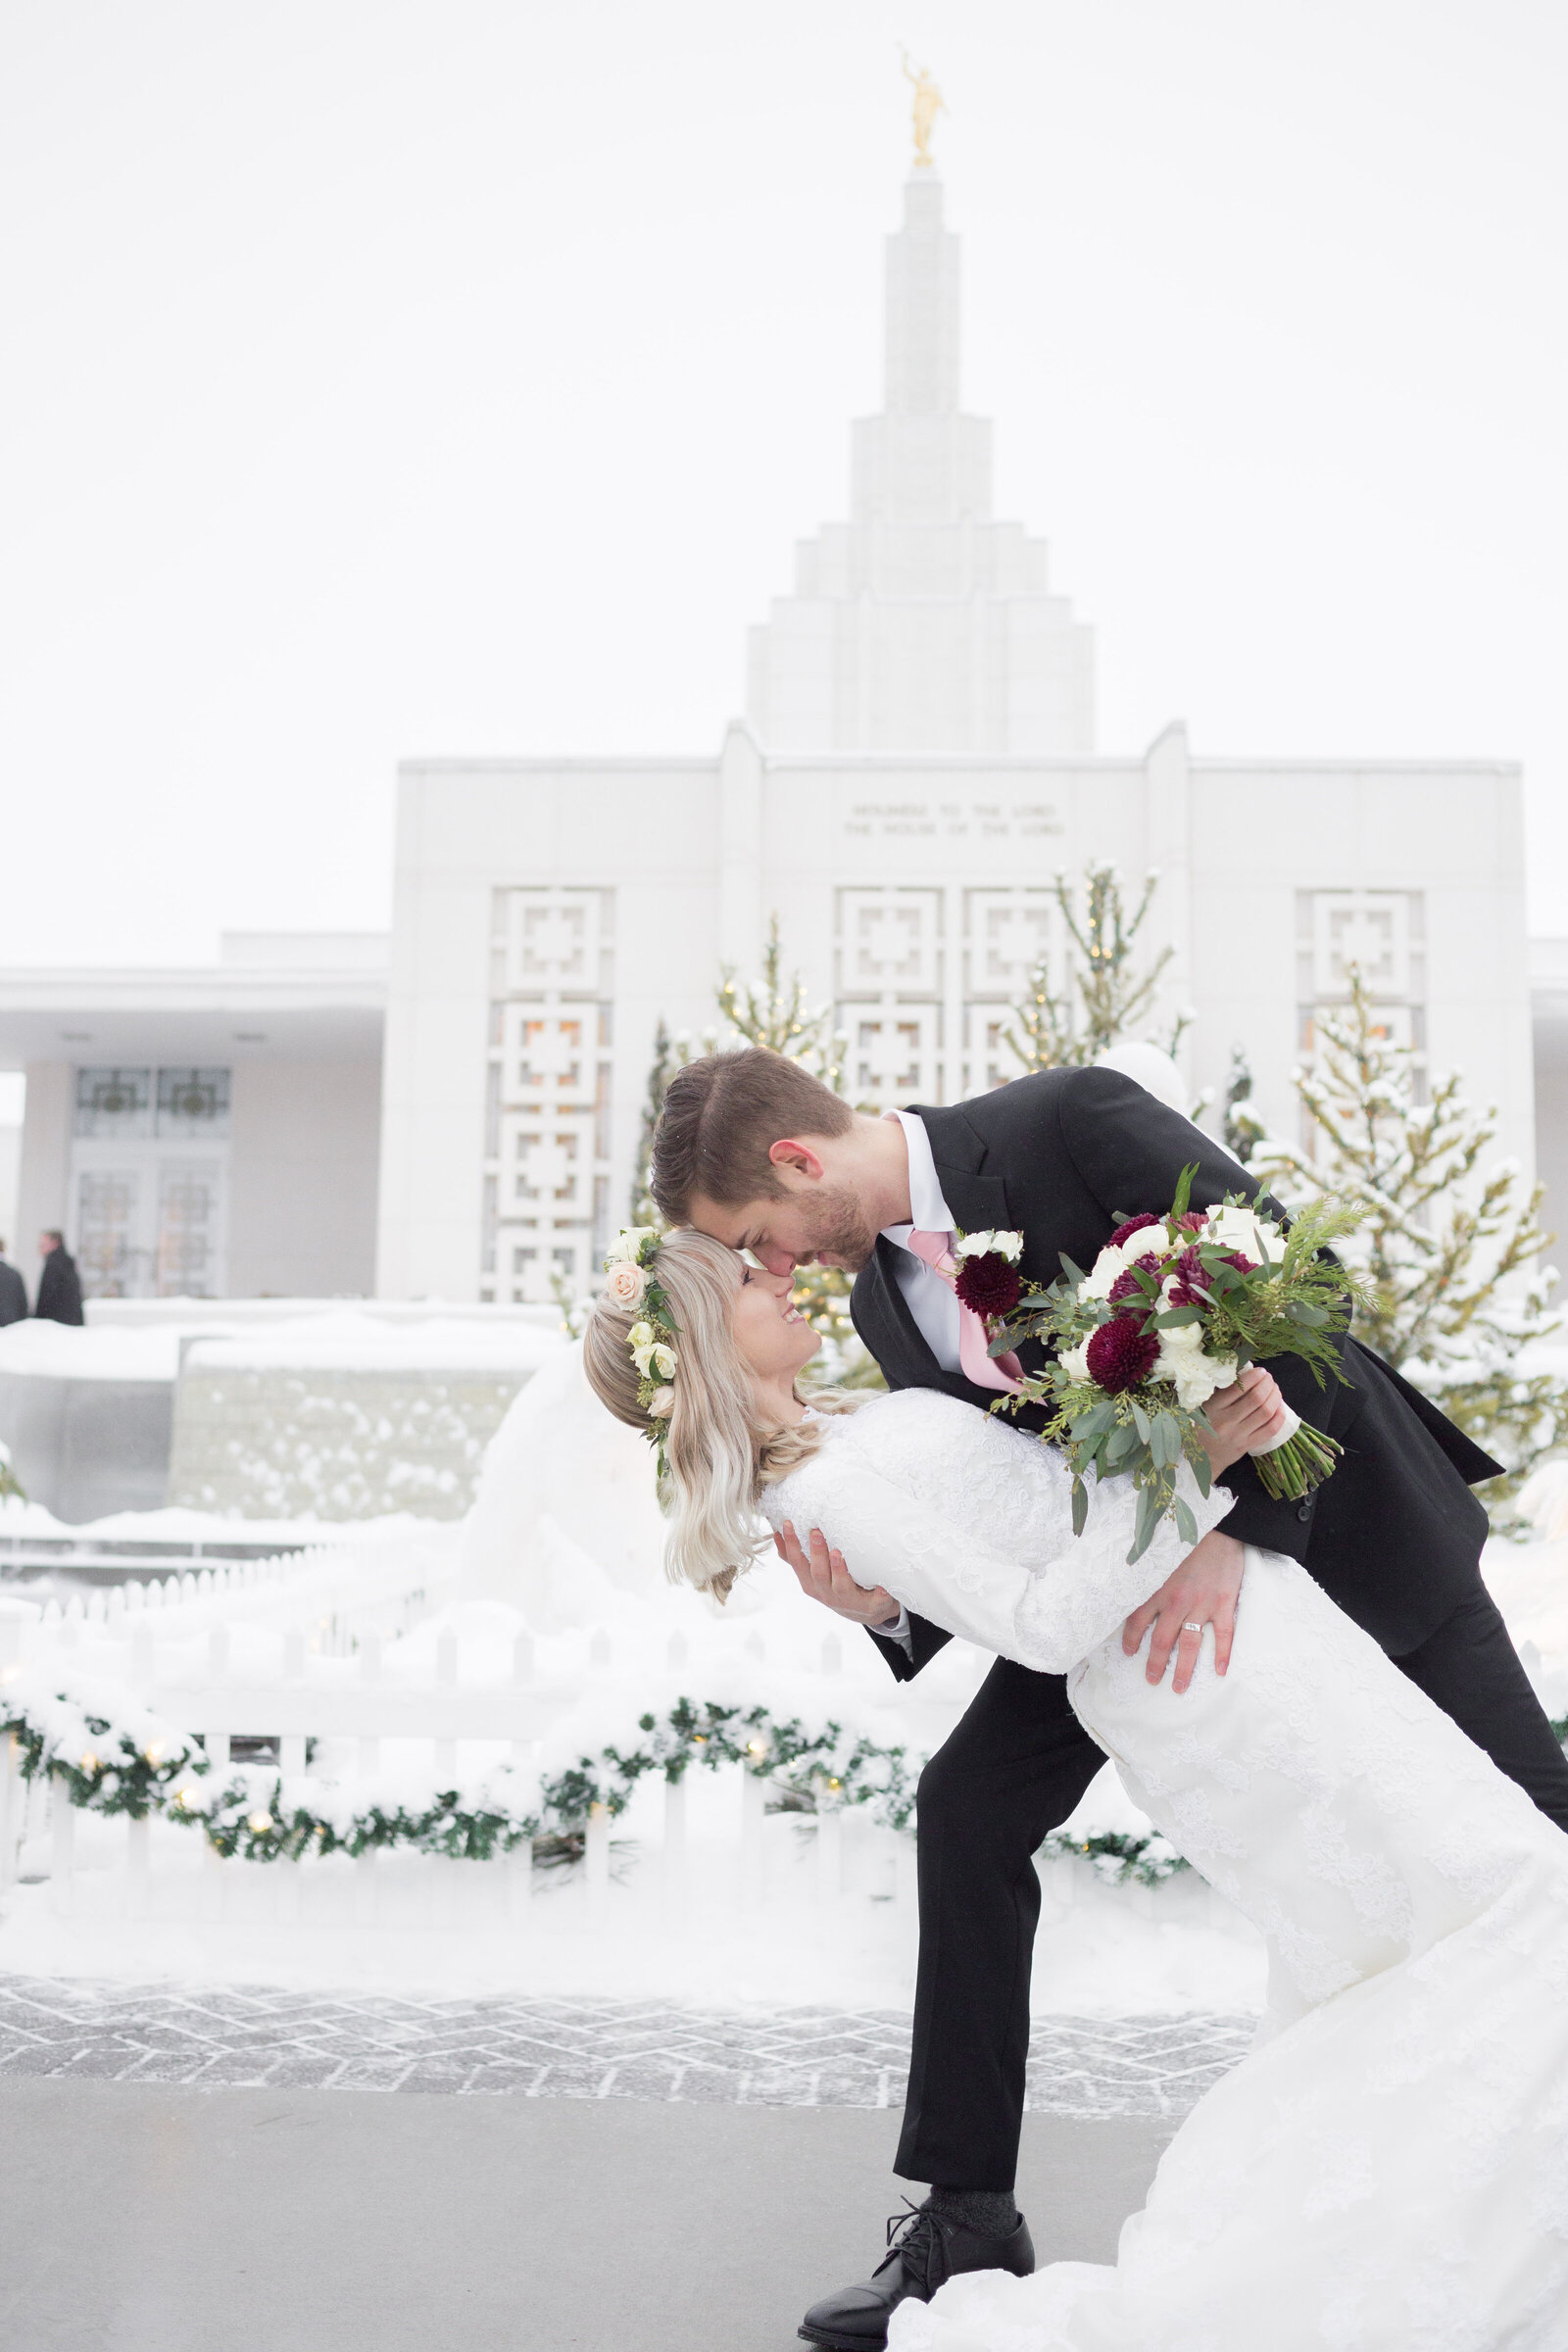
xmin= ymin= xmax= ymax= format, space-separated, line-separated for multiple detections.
xmin=376 ymin=169 xmax=1535 ymax=1306
xmin=0 ymin=165 xmax=1548 ymax=1305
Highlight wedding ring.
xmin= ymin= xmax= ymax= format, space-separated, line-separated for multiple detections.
xmin=1181 ymin=1621 xmax=1203 ymax=1634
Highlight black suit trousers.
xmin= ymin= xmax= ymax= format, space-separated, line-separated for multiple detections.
xmin=894 ymin=1582 xmax=1568 ymax=2192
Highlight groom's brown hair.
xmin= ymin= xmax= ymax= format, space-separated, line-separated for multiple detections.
xmin=651 ymin=1048 xmax=854 ymax=1222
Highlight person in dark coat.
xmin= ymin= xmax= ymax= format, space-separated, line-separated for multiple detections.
xmin=0 ymin=1241 xmax=26 ymax=1326
xmin=33 ymin=1230 xmax=84 ymax=1326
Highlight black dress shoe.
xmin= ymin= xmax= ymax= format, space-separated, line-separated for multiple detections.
xmin=799 ymin=2199 xmax=1035 ymax=2350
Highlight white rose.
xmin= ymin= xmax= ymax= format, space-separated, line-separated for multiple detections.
xmin=1204 ymin=1204 xmax=1285 ymax=1265
xmin=604 ymin=1261 xmax=647 ymax=1309
xmin=627 ymin=1321 xmax=654 ymax=1349
xmin=1078 ymin=1245 xmax=1127 ymax=1302
xmin=992 ymin=1230 xmax=1023 ymax=1263
xmin=608 ymin=1227 xmax=657 ymax=1265
xmin=1059 ymin=1340 xmax=1093 ymax=1384
xmin=956 ymin=1229 xmax=995 ymax=1261
xmin=646 ymin=1385 xmax=675 ymax=1418
xmin=1152 ymin=1323 xmax=1236 ymax=1409
xmin=1120 ymin=1226 xmax=1169 ymax=1265
xmin=631 ymin=1344 xmax=657 ymax=1377
xmin=651 ymin=1344 xmax=678 ymax=1380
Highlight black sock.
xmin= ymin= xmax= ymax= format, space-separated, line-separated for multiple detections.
xmin=928 ymin=2186 xmax=1019 ymax=2237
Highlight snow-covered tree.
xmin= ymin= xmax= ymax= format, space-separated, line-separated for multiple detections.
xmin=1222 ymin=1046 xmax=1265 ymax=1168
xmin=715 ymin=917 xmax=845 ymax=1086
xmin=628 ymin=1015 xmax=679 ymax=1227
xmin=1004 ymin=864 xmax=1190 ymax=1075
xmin=636 ymin=920 xmax=877 ymax=1383
xmin=1251 ymin=967 xmax=1566 ymax=1520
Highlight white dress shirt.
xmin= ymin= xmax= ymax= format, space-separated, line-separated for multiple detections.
xmin=874 ymin=1108 xmax=963 ymax=1653
xmin=880 ymin=1107 xmax=964 ymax=1374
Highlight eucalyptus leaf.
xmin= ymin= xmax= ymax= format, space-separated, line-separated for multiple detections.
xmin=1133 ymin=1481 xmax=1161 ymax=1559
xmin=1129 ymin=1399 xmax=1151 ymax=1444
xmin=1153 ymin=1306 xmax=1203 ymax=1329
xmin=1059 ymin=1254 xmax=1088 ymax=1288
xmin=1173 ymin=1494 xmax=1199 ymax=1545
xmin=1154 ymin=1411 xmax=1183 ymax=1465
xmin=1192 ymin=1448 xmax=1212 ymax=1497
xmin=1071 ymin=1478 xmax=1088 ymax=1537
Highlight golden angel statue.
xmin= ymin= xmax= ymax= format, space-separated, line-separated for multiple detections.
xmin=901 ymin=53 xmax=947 ymax=169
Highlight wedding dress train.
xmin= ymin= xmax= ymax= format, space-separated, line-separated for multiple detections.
xmin=762 ymin=1392 xmax=1568 ymax=2351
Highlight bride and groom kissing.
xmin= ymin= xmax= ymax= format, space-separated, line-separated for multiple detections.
xmin=582 ymin=1046 xmax=1568 ymax=2350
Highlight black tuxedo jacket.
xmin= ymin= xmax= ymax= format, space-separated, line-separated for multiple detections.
xmin=851 ymin=1066 xmax=1500 ymax=1676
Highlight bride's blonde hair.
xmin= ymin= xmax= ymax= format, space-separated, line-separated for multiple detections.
xmin=582 ymin=1227 xmax=858 ymax=1601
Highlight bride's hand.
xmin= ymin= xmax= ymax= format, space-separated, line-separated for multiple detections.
xmin=1200 ymin=1365 xmax=1288 ymax=1477
xmin=773 ymin=1522 xmax=903 ymax=1629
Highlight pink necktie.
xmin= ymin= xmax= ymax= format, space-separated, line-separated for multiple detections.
xmin=907 ymin=1229 xmax=1026 ymax=1396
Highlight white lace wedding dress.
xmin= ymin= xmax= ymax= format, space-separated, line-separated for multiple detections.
xmin=761 ymin=1391 xmax=1568 ymax=2351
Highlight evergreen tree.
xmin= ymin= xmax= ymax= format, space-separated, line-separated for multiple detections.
xmin=1222 ymin=1046 xmax=1266 ymax=1168
xmin=709 ymin=920 xmax=874 ymax=1384
xmin=715 ymin=917 xmax=845 ymax=1086
xmin=1004 ymin=863 xmax=1190 ymax=1075
xmin=629 ymin=1015 xmax=678 ymax=1227
xmin=1251 ymin=967 xmax=1566 ymax=1520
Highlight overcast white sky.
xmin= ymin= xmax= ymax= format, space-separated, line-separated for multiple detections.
xmin=2 ymin=0 xmax=1564 ymax=979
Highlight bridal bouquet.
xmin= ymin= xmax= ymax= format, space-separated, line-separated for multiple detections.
xmin=957 ymin=1170 xmax=1366 ymax=1562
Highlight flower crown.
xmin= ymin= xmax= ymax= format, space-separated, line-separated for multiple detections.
xmin=603 ymin=1228 xmax=678 ymax=1474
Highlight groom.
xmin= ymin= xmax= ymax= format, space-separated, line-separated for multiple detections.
xmin=651 ymin=1048 xmax=1568 ymax=2351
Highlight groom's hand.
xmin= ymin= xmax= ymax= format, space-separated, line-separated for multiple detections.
xmin=1122 ymin=1529 xmax=1245 ymax=1693
xmin=773 ymin=1522 xmax=902 ymax=1629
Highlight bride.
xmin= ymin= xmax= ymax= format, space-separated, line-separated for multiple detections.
xmin=583 ymin=1228 xmax=1568 ymax=2350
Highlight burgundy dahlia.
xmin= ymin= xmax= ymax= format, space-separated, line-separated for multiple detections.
xmin=955 ymin=1251 xmax=1021 ymax=1318
xmin=1175 ymin=1212 xmax=1207 ymax=1235
xmin=1107 ymin=1267 xmax=1152 ymax=1308
xmin=1085 ymin=1314 xmax=1161 ymax=1395
xmin=1170 ymin=1244 xmax=1257 ymax=1308
xmin=1166 ymin=1245 xmax=1208 ymax=1308
xmin=1108 ymin=1213 xmax=1160 ymax=1250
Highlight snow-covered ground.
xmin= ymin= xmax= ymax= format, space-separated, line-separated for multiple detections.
xmin=4 ymin=1353 xmax=1566 ymax=2018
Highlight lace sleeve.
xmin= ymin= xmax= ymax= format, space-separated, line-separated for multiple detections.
xmin=769 ymin=1423 xmax=1235 ymax=1674
xmin=1011 ymin=1458 xmax=1235 ymax=1670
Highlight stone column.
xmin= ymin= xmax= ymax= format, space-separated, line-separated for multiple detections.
xmin=718 ymin=720 xmax=765 ymax=979
xmin=1144 ymin=723 xmax=1194 ymax=1082
xmin=15 ymin=1060 xmax=71 ymax=1288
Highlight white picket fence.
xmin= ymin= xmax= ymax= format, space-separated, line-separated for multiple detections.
xmin=0 ymin=1553 xmax=1259 ymax=1953
xmin=0 ymin=1552 xmax=921 ymax=1933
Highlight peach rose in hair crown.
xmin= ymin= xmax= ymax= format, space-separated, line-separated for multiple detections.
xmin=605 ymin=1260 xmax=647 ymax=1309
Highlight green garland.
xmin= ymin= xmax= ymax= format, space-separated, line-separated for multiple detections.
xmin=1 ymin=1678 xmax=1189 ymax=1885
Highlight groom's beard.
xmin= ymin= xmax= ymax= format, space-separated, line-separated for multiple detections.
xmin=795 ymin=1184 xmax=881 ymax=1274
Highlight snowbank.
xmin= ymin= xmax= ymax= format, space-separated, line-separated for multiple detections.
xmin=450 ymin=1344 xmax=671 ymax=1621
xmin=0 ymin=1319 xmax=184 ymax=1382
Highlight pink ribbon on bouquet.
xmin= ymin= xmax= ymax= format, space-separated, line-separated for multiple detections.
xmin=907 ymin=1229 xmax=1027 ymax=1396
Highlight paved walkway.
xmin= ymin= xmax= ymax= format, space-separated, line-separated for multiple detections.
xmin=0 ymin=1973 xmax=1253 ymax=2116
xmin=0 ymin=2078 xmax=1175 ymax=2352
xmin=0 ymin=1976 xmax=1242 ymax=2349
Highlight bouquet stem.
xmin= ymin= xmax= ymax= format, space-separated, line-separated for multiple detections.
xmin=1252 ymin=1420 xmax=1341 ymax=1501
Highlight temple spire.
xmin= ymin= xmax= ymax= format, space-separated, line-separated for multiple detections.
xmin=744 ymin=163 xmax=1094 ymax=755
xmin=883 ymin=174 xmax=960 ymax=416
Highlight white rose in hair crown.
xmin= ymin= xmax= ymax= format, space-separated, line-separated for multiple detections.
xmin=958 ymin=1167 xmax=1368 ymax=1563
xmin=602 ymin=1229 xmax=680 ymax=1475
